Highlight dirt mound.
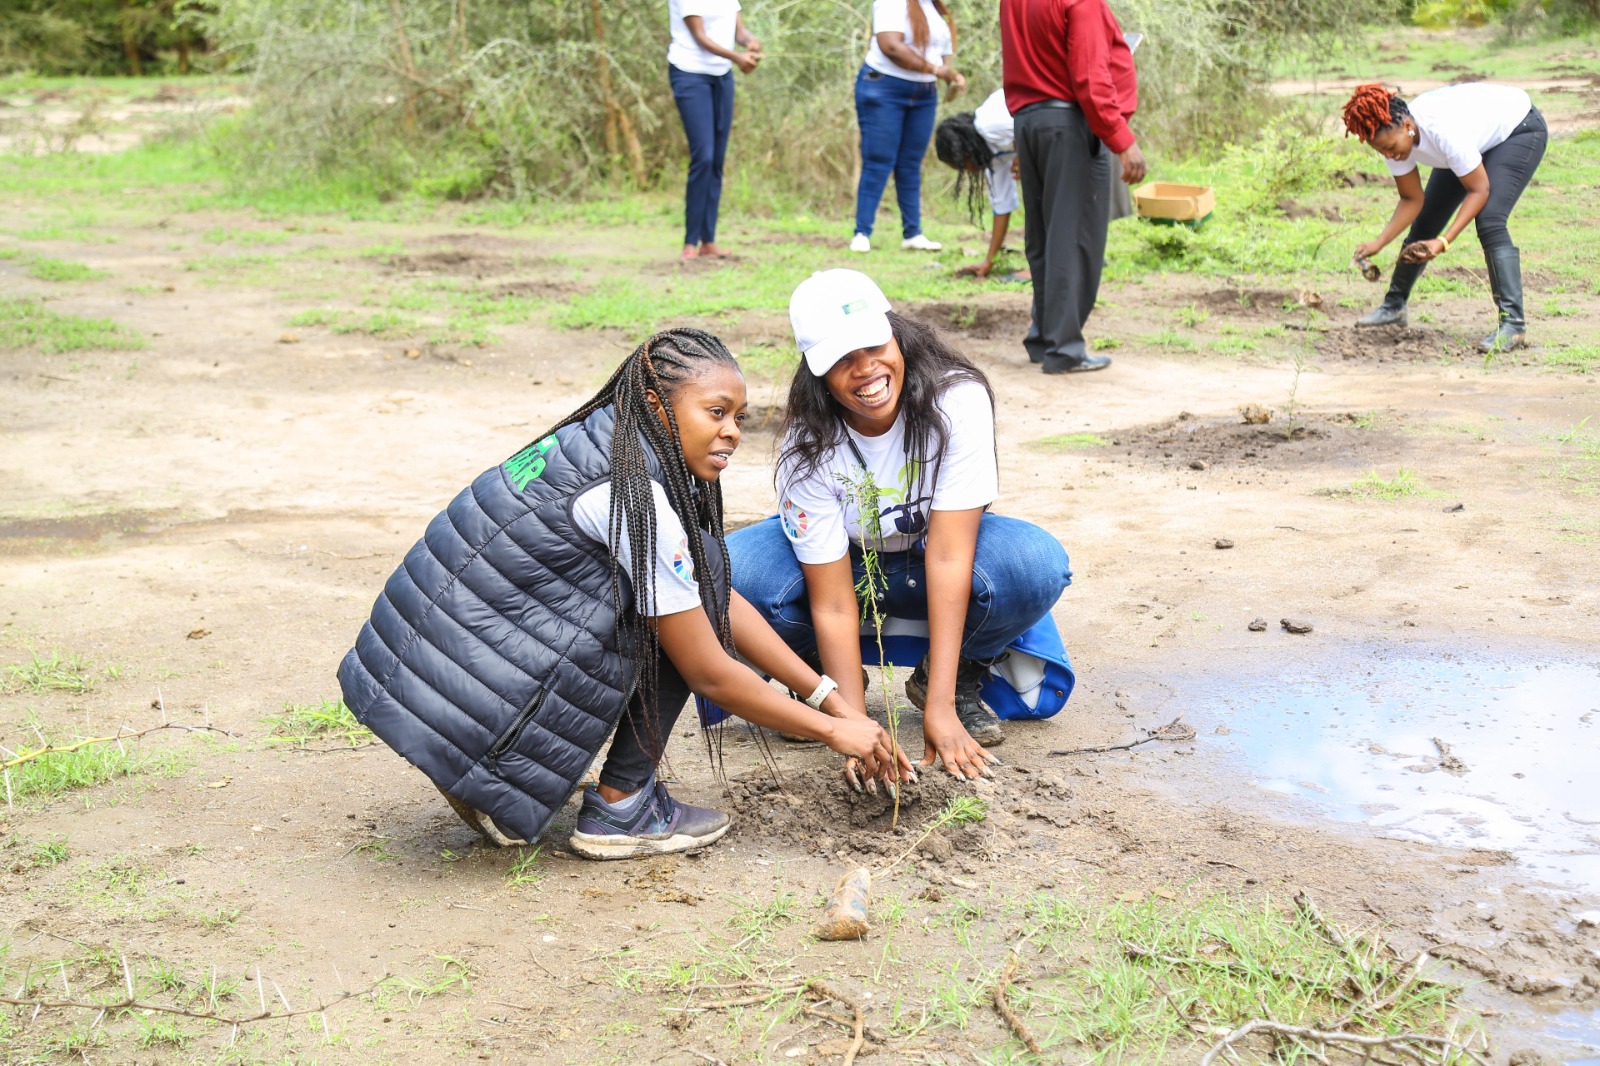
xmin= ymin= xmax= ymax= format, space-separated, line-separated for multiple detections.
xmin=725 ymin=764 xmax=1051 ymax=861
xmin=386 ymin=249 xmax=513 ymax=277
xmin=907 ymin=298 xmax=1032 ymax=339
xmin=1316 ymin=324 xmax=1468 ymax=364
xmin=1108 ymin=410 xmax=1394 ymax=470
xmin=1196 ymin=288 xmax=1303 ymax=318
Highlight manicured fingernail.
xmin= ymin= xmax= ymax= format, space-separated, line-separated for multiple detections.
xmin=866 ymin=779 xmax=878 ymax=795
xmin=887 ymin=783 xmax=898 ymax=802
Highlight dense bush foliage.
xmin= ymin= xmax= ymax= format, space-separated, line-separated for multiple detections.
xmin=200 ymin=0 xmax=1397 ymax=206
xmin=0 ymin=0 xmax=211 ymax=76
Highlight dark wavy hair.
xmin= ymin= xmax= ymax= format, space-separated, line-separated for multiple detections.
xmin=777 ymin=312 xmax=994 ymax=501
xmin=934 ymin=111 xmax=995 ymax=226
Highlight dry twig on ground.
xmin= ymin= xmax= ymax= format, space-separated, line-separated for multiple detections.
xmin=1048 ymin=715 xmax=1194 ymax=757
xmin=992 ymin=944 xmax=1043 ymax=1056
xmin=1 ymin=721 xmax=234 ymax=771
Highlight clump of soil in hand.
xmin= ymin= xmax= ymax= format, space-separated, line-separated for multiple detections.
xmin=726 ymin=765 xmax=986 ymax=859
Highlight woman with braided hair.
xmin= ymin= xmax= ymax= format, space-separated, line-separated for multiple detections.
xmin=339 ymin=328 xmax=911 ymax=861
xmin=1342 ymin=81 xmax=1547 ymax=352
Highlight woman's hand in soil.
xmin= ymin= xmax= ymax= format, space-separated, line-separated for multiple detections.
xmin=1353 ymin=239 xmax=1385 ymax=261
xmin=920 ymin=720 xmax=997 ymax=780
xmin=824 ymin=715 xmax=901 ymax=772
xmin=843 ymin=750 xmax=916 ymax=795
xmin=954 ymin=260 xmax=993 ymax=278
xmin=1400 ymin=238 xmax=1444 ymax=263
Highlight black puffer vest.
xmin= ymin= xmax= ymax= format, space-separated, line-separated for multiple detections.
xmin=337 ymin=406 xmax=705 ymax=843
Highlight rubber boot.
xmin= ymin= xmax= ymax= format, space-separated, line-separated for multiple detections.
xmin=1479 ymin=245 xmax=1528 ymax=353
xmin=1356 ymin=260 xmax=1425 ymax=328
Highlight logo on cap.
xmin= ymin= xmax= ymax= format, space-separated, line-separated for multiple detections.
xmin=841 ymin=299 xmax=868 ymax=315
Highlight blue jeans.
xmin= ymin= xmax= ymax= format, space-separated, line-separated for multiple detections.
xmin=853 ymin=66 xmax=938 ymax=240
xmin=670 ymin=65 xmax=735 ymax=246
xmin=727 ymin=513 xmax=1071 ymax=661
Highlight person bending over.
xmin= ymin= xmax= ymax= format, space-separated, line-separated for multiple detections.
xmin=1343 ymin=82 xmax=1547 ymax=352
xmin=339 ymin=329 xmax=910 ymax=861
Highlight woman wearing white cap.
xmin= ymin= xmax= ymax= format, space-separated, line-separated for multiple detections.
xmin=727 ymin=269 xmax=1073 ymax=777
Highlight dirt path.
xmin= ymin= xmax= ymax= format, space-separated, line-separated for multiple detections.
xmin=4 ymin=207 xmax=1599 ymax=1062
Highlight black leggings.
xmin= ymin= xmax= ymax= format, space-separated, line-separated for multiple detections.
xmin=599 ymin=653 xmax=692 ymax=793
xmin=1406 ymin=107 xmax=1547 ymax=252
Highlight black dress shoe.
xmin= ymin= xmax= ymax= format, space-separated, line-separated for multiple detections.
xmin=1042 ymin=355 xmax=1111 ymax=374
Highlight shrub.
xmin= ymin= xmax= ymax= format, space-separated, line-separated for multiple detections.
xmin=202 ymin=0 xmax=1386 ymax=207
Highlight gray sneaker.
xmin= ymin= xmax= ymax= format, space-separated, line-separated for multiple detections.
xmin=569 ymin=776 xmax=730 ymax=860
xmin=905 ymin=654 xmax=1005 ymax=747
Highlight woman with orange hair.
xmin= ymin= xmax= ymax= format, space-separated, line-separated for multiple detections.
xmin=1342 ymin=82 xmax=1546 ymax=352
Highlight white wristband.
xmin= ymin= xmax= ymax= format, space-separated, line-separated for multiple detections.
xmin=805 ymin=674 xmax=838 ymax=710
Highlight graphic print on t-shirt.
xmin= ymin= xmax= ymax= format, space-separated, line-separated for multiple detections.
xmin=872 ymin=457 xmax=930 ymax=540
xmin=781 ymin=498 xmax=809 ymax=540
xmin=671 ymin=537 xmax=695 ymax=581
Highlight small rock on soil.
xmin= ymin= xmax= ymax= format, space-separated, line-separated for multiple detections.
xmin=1280 ymin=618 xmax=1314 ymax=634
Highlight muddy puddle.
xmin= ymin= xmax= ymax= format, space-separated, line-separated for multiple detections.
xmin=1548 ymin=1008 xmax=1600 ymax=1063
xmin=1169 ymin=643 xmax=1600 ymax=894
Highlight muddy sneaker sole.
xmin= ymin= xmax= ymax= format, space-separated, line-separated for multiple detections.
xmin=569 ymin=819 xmax=732 ymax=861
xmin=904 ymin=670 xmax=1006 ymax=748
xmin=436 ymin=785 xmax=528 ymax=848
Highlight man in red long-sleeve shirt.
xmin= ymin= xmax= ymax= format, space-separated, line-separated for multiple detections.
xmin=1000 ymin=0 xmax=1145 ymax=373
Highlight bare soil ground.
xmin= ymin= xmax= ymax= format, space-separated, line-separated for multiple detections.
xmin=3 ymin=183 xmax=1599 ymax=1063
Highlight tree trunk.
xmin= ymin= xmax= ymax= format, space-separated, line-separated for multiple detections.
xmin=177 ymin=37 xmax=190 ymax=75
xmin=121 ymin=0 xmax=143 ymax=77
xmin=590 ymin=0 xmax=648 ymax=188
xmin=387 ymin=0 xmax=421 ymax=137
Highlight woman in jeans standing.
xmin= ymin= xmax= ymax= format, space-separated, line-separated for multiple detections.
xmin=668 ymin=0 xmax=762 ymax=260
xmin=851 ymin=0 xmax=965 ymax=254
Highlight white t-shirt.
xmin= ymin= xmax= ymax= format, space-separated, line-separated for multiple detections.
xmin=668 ymin=0 xmax=741 ymax=77
xmin=973 ymin=88 xmax=1019 ymax=216
xmin=1385 ymin=83 xmax=1533 ymax=178
xmin=777 ymin=380 xmax=998 ymax=564
xmin=864 ymin=0 xmax=953 ymax=83
xmin=571 ymin=481 xmax=703 ymax=616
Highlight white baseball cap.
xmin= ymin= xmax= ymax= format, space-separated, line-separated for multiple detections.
xmin=789 ymin=269 xmax=893 ymax=376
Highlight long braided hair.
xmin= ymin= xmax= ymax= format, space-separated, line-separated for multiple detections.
xmin=521 ymin=328 xmax=739 ymax=757
xmin=1342 ymin=83 xmax=1412 ymax=142
xmin=934 ymin=111 xmax=996 ymax=226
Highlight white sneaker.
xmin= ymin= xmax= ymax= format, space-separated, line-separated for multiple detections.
xmin=901 ymin=234 xmax=942 ymax=252
xmin=849 ymin=233 xmax=871 ymax=253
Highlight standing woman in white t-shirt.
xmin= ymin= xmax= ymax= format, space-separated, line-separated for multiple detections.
xmin=850 ymin=0 xmax=966 ymax=254
xmin=727 ymin=270 xmax=1073 ymax=779
xmin=668 ymin=0 xmax=762 ymax=260
xmin=1343 ymin=82 xmax=1548 ymax=352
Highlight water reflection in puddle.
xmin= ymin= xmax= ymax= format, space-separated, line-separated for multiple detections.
xmin=1548 ymin=1008 xmax=1600 ymax=1063
xmin=1188 ymin=645 xmax=1600 ymax=892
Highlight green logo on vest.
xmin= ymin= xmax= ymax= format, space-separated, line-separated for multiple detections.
xmin=505 ymin=436 xmax=558 ymax=491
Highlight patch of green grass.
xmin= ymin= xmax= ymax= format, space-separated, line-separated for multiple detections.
xmin=504 ymin=845 xmax=544 ymax=888
xmin=29 ymin=838 xmax=71 ymax=867
xmin=4 ymin=737 xmax=188 ymax=802
xmin=1091 ymin=336 xmax=1123 ymax=351
xmin=1176 ymin=302 xmax=1211 ymax=328
xmin=1013 ymin=891 xmax=1480 ymax=1063
xmin=1208 ymin=336 xmax=1259 ymax=355
xmin=1340 ymin=466 xmax=1436 ymax=500
xmin=263 ymin=699 xmax=374 ymax=749
xmin=1543 ymin=343 xmax=1600 ymax=374
xmin=1148 ymin=329 xmax=1196 ymax=350
xmin=2 ymin=651 xmax=101 ymax=694
xmin=1031 ymin=433 xmax=1111 ymax=449
xmin=196 ymin=906 xmax=243 ymax=931
xmin=25 ymin=255 xmax=105 ymax=283
xmin=353 ymin=836 xmax=397 ymax=862
xmin=0 ymin=296 xmax=144 ymax=354
xmin=727 ymin=891 xmax=799 ymax=941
